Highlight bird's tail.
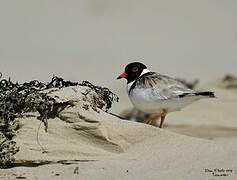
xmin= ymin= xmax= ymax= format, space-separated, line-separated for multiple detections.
xmin=195 ymin=91 xmax=215 ymax=98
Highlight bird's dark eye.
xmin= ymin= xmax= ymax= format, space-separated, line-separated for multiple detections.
xmin=132 ymin=67 xmax=139 ymax=72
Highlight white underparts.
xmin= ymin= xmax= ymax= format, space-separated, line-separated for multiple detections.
xmin=127 ymin=80 xmax=135 ymax=93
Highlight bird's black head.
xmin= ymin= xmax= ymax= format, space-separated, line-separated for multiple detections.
xmin=117 ymin=62 xmax=147 ymax=83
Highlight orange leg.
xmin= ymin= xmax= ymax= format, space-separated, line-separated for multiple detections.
xmin=144 ymin=114 xmax=160 ymax=126
xmin=159 ymin=109 xmax=167 ymax=128
xmin=150 ymin=114 xmax=160 ymax=126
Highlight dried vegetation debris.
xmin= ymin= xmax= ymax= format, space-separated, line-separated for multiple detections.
xmin=221 ymin=74 xmax=237 ymax=89
xmin=0 ymin=72 xmax=118 ymax=168
xmin=0 ymin=138 xmax=19 ymax=168
xmin=176 ymin=78 xmax=199 ymax=90
xmin=80 ymin=81 xmax=119 ymax=111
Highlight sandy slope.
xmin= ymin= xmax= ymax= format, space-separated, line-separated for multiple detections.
xmin=1 ymin=84 xmax=237 ymax=180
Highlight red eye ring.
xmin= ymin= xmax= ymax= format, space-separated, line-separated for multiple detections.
xmin=132 ymin=67 xmax=139 ymax=72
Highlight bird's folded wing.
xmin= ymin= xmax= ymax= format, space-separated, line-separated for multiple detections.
xmin=152 ymin=85 xmax=195 ymax=100
xmin=137 ymin=72 xmax=195 ymax=100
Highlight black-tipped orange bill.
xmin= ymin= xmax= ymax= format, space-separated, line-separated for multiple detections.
xmin=117 ymin=72 xmax=127 ymax=79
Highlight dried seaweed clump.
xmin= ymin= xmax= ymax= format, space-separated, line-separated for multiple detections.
xmin=222 ymin=74 xmax=237 ymax=89
xmin=0 ymin=73 xmax=118 ymax=167
xmin=0 ymin=75 xmax=77 ymax=167
xmin=0 ymin=135 xmax=19 ymax=168
xmin=79 ymin=81 xmax=119 ymax=111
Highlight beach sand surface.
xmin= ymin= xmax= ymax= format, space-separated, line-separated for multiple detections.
xmin=1 ymin=82 xmax=237 ymax=180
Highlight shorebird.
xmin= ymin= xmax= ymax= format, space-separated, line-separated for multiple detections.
xmin=117 ymin=62 xmax=215 ymax=128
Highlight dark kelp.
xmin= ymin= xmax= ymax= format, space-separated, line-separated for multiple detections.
xmin=0 ymin=73 xmax=118 ymax=168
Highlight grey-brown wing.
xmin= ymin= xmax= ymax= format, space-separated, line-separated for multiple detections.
xmin=136 ymin=72 xmax=195 ymax=99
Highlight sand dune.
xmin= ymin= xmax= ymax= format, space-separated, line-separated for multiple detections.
xmin=1 ymin=82 xmax=237 ymax=180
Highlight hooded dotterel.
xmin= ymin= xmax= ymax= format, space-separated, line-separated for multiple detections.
xmin=117 ymin=62 xmax=215 ymax=128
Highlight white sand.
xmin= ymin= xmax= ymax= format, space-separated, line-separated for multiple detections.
xmin=1 ymin=83 xmax=237 ymax=180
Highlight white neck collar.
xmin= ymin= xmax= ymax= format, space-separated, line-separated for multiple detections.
xmin=140 ymin=68 xmax=150 ymax=77
xmin=127 ymin=68 xmax=150 ymax=93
